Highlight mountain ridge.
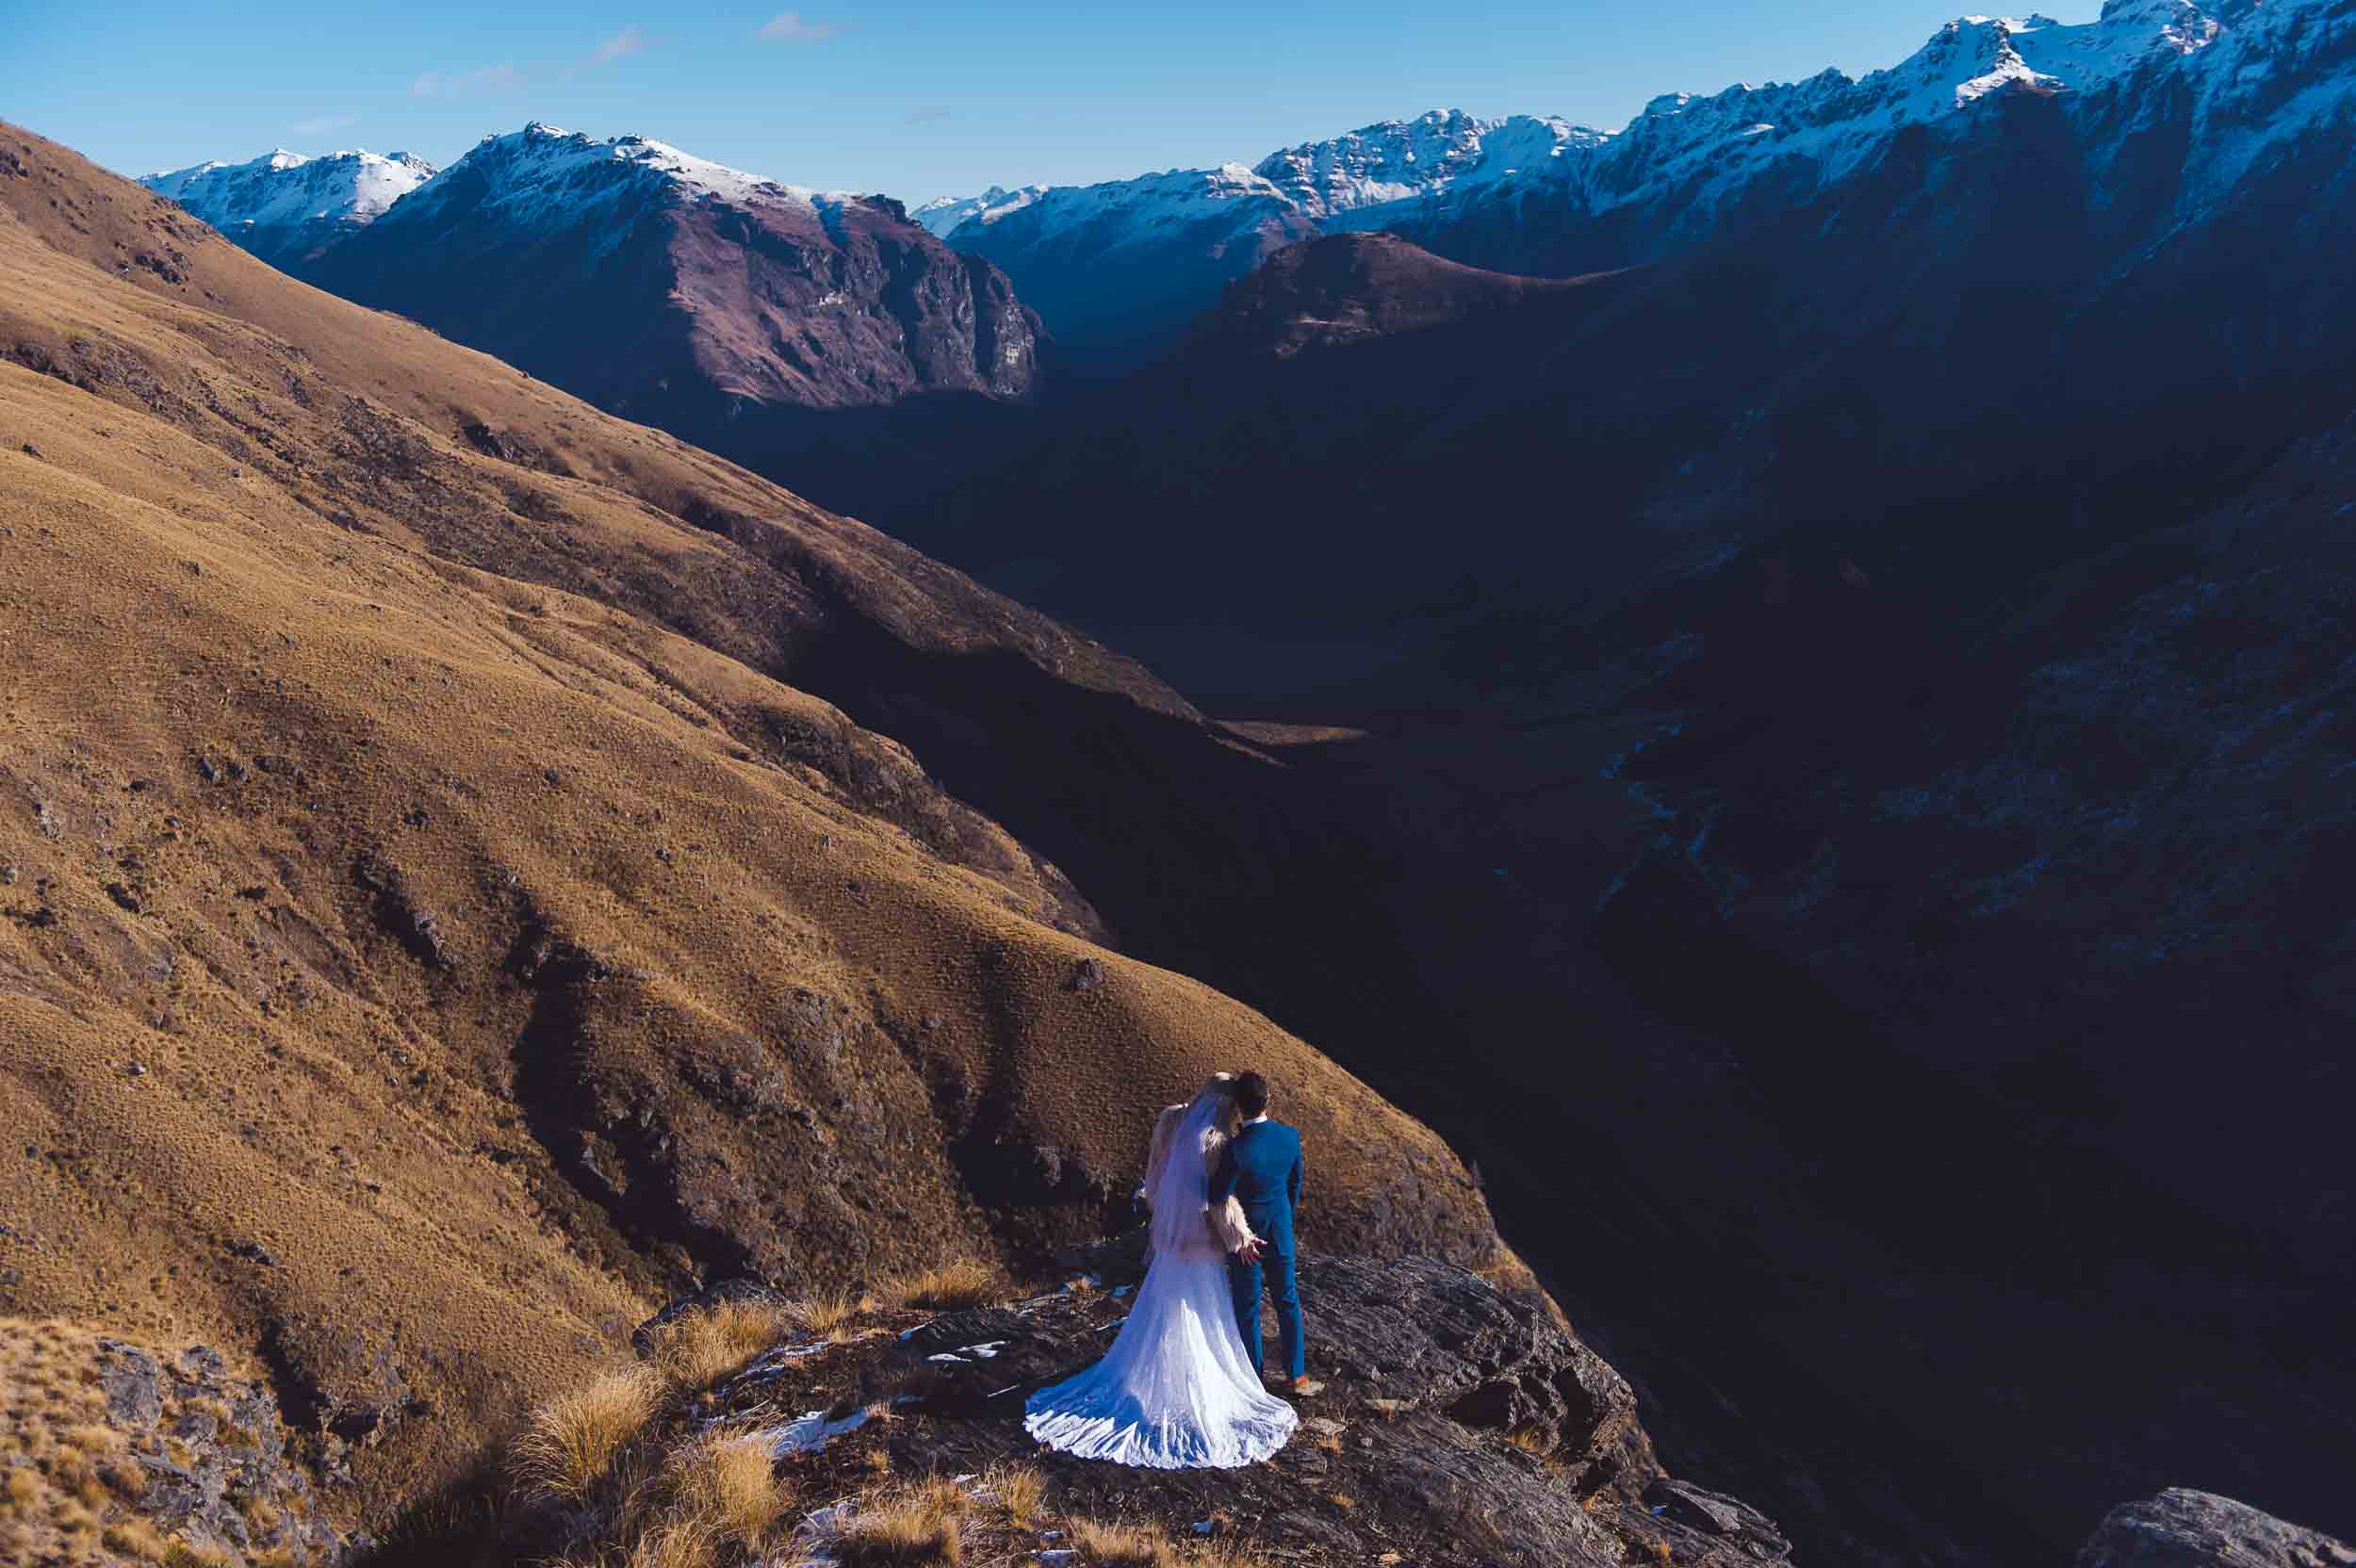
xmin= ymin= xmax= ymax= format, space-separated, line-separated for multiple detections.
xmin=921 ymin=0 xmax=2348 ymax=357
xmin=139 ymin=146 xmax=436 ymax=269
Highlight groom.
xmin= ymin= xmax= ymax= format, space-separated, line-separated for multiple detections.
xmin=1209 ymin=1070 xmax=1308 ymax=1391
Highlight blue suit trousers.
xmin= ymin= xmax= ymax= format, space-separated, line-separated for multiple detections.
xmin=1227 ymin=1218 xmax=1305 ymax=1380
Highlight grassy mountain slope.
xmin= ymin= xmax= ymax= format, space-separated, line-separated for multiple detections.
xmin=0 ymin=123 xmax=1517 ymax=1523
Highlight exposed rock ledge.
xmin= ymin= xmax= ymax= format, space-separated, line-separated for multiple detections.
xmin=2076 ymin=1489 xmax=2354 ymax=1568
xmin=645 ymin=1246 xmax=1794 ymax=1567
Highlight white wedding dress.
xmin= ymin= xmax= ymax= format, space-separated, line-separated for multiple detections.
xmin=1023 ymin=1094 xmax=1300 ymax=1468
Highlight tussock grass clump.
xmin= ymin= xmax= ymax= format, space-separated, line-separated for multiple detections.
xmin=668 ymin=1432 xmax=791 ymax=1547
xmin=512 ymin=1365 xmax=661 ymax=1501
xmin=651 ymin=1299 xmax=797 ymax=1392
xmin=159 ymin=1541 xmax=235 ymax=1568
xmin=781 ymin=1291 xmax=864 ymax=1340
xmin=623 ymin=1514 xmax=727 ymax=1568
xmin=893 ymin=1261 xmax=1000 ymax=1313
xmin=984 ymin=1462 xmax=1045 ymax=1528
xmin=1065 ymin=1518 xmax=1180 ymax=1568
xmin=835 ymin=1478 xmax=967 ymax=1566
xmin=102 ymin=1519 xmax=171 ymax=1560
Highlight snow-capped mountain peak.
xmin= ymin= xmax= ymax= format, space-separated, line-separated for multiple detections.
xmin=912 ymin=183 xmax=1046 ymax=238
xmin=140 ymin=146 xmax=439 ymax=265
xmin=392 ymin=122 xmax=864 ymax=231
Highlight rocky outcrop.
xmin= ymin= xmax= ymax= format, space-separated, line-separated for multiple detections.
xmin=94 ymin=1337 xmax=357 ymax=1562
xmin=0 ymin=1322 xmax=358 ymax=1566
xmin=657 ymin=1243 xmax=1791 ymax=1568
xmin=2076 ymin=1490 xmax=2355 ymax=1568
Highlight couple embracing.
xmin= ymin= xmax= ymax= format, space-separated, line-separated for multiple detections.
xmin=1023 ymin=1070 xmax=1308 ymax=1469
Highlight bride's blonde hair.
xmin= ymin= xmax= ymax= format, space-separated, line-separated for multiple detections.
xmin=1196 ymin=1071 xmax=1241 ymax=1134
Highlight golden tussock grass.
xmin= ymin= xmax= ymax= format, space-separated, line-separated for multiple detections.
xmin=101 ymin=1518 xmax=169 ymax=1560
xmin=778 ymin=1292 xmax=865 ymax=1340
xmin=1050 ymin=1518 xmax=1277 ymax=1568
xmin=892 ymin=1261 xmax=1001 ymax=1313
xmin=668 ymin=1432 xmax=791 ymax=1547
xmin=623 ymin=1514 xmax=725 ymax=1568
xmin=1064 ymin=1519 xmax=1180 ymax=1568
xmin=512 ymin=1365 xmax=661 ymax=1501
xmin=984 ymin=1462 xmax=1045 ymax=1528
xmin=160 ymin=1541 xmax=235 ymax=1568
xmin=650 ymin=1299 xmax=797 ymax=1392
xmin=834 ymin=1478 xmax=969 ymax=1567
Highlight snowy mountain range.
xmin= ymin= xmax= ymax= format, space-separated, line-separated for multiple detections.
xmin=140 ymin=147 xmax=435 ymax=268
xmin=370 ymin=122 xmax=872 ymax=241
xmin=924 ymin=0 xmax=2356 ymax=353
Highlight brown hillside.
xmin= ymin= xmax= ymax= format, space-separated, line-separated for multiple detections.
xmin=0 ymin=124 xmax=1512 ymax=1520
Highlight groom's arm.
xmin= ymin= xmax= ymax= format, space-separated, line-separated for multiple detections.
xmin=1288 ymin=1137 xmax=1304 ymax=1217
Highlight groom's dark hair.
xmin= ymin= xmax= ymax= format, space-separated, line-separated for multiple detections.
xmin=1235 ymin=1071 xmax=1269 ymax=1119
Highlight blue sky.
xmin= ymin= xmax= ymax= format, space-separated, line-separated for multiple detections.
xmin=6 ymin=2 xmax=2100 ymax=204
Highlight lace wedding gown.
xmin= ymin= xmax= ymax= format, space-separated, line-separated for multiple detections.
xmin=1023 ymin=1094 xmax=1300 ymax=1468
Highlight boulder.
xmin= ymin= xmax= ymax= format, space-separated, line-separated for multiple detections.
xmin=2077 ymin=1489 xmax=2355 ymax=1568
xmin=1296 ymin=1254 xmax=1637 ymax=1478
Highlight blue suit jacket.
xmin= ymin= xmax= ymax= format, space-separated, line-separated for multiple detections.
xmin=1210 ymin=1119 xmax=1303 ymax=1241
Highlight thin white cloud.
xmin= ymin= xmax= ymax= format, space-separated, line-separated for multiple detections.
xmin=759 ymin=10 xmax=844 ymax=42
xmin=908 ymin=105 xmax=952 ymax=124
xmin=411 ymin=63 xmax=525 ymax=98
xmin=291 ymin=113 xmax=360 ymax=137
xmin=594 ymin=25 xmax=646 ymax=63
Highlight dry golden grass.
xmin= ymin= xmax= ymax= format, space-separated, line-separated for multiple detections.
xmin=984 ymin=1462 xmax=1045 ymax=1528
xmin=834 ymin=1479 xmax=967 ymax=1567
xmin=100 ymin=1519 xmax=169 ymax=1560
xmin=892 ymin=1262 xmax=1001 ymax=1313
xmin=624 ymin=1515 xmax=726 ymax=1568
xmin=1184 ymin=1541 xmax=1275 ymax=1568
xmin=160 ymin=1542 xmax=234 ymax=1568
xmin=651 ymin=1299 xmax=797 ymax=1392
xmin=1065 ymin=1519 xmax=1180 ymax=1568
xmin=512 ymin=1366 xmax=661 ymax=1502
xmin=782 ymin=1293 xmax=865 ymax=1340
xmin=668 ymin=1432 xmax=791 ymax=1548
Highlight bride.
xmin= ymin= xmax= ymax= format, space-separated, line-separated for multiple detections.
xmin=1023 ymin=1073 xmax=1300 ymax=1467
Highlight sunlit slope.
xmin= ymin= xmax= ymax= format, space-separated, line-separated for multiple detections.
xmin=0 ymin=124 xmax=1513 ymax=1511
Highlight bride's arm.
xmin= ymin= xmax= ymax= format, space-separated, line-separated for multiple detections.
xmin=1202 ymin=1128 xmax=1259 ymax=1253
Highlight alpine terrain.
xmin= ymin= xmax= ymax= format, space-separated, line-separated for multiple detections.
xmin=148 ymin=123 xmax=1046 ymax=520
xmin=11 ymin=1 xmax=2356 ymax=1564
